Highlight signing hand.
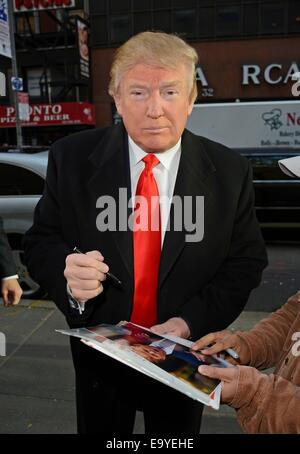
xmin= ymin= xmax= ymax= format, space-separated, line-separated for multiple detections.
xmin=198 ymin=364 xmax=240 ymax=404
xmin=191 ymin=329 xmax=250 ymax=365
xmin=1 ymin=278 xmax=23 ymax=307
xmin=64 ymin=250 xmax=109 ymax=303
xmin=151 ymin=317 xmax=191 ymax=339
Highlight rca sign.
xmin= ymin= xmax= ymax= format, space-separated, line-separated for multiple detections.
xmin=14 ymin=0 xmax=75 ymax=12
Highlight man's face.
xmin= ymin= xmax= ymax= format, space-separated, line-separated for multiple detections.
xmin=131 ymin=344 xmax=166 ymax=363
xmin=114 ymin=63 xmax=194 ymax=153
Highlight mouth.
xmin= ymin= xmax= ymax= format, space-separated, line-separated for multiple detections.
xmin=143 ymin=127 xmax=168 ymax=134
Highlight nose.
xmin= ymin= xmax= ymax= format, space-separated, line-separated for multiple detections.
xmin=146 ymin=91 xmax=164 ymax=119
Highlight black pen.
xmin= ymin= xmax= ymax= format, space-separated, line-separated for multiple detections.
xmin=73 ymin=247 xmax=122 ymax=287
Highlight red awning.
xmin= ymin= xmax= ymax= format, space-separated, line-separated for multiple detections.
xmin=0 ymin=102 xmax=96 ymax=127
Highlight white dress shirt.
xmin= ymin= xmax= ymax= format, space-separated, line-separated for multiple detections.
xmin=2 ymin=275 xmax=18 ymax=281
xmin=128 ymin=135 xmax=181 ymax=245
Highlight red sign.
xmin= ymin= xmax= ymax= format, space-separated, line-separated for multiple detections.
xmin=0 ymin=102 xmax=96 ymax=127
xmin=14 ymin=0 xmax=75 ymax=12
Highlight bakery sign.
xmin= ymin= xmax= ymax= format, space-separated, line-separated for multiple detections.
xmin=14 ymin=0 xmax=75 ymax=12
xmin=0 ymin=102 xmax=96 ymax=127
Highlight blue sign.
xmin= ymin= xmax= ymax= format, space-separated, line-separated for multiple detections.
xmin=11 ymin=77 xmax=23 ymax=92
xmin=0 ymin=1 xmax=7 ymax=22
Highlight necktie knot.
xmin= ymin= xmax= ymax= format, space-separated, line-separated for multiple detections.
xmin=143 ymin=154 xmax=160 ymax=172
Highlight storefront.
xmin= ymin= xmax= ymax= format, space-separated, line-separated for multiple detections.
xmin=0 ymin=101 xmax=95 ymax=146
xmin=90 ymin=36 xmax=300 ymax=127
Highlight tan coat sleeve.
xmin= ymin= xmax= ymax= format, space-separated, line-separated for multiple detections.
xmin=236 ymin=292 xmax=300 ymax=369
xmin=231 ymin=366 xmax=300 ymax=434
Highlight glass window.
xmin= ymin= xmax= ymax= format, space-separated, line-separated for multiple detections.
xmin=90 ymin=15 xmax=108 ymax=46
xmin=50 ymin=66 xmax=76 ymax=101
xmin=110 ymin=15 xmax=131 ymax=44
xmin=216 ymin=5 xmax=241 ymax=36
xmin=288 ymin=0 xmax=300 ymax=33
xmin=16 ymin=13 xmax=35 ymax=36
xmin=243 ymin=3 xmax=259 ymax=36
xmin=27 ymin=67 xmax=50 ymax=98
xmin=133 ymin=0 xmax=152 ymax=11
xmin=153 ymin=0 xmax=171 ymax=9
xmin=154 ymin=11 xmax=171 ymax=32
xmin=89 ymin=0 xmax=107 ymax=14
xmin=39 ymin=11 xmax=58 ymax=34
xmin=133 ymin=12 xmax=153 ymax=34
xmin=173 ymin=9 xmax=196 ymax=38
xmin=0 ymin=164 xmax=45 ymax=196
xmin=198 ymin=6 xmax=214 ymax=38
xmin=261 ymin=2 xmax=285 ymax=34
xmin=109 ymin=0 xmax=131 ymax=14
xmin=173 ymin=0 xmax=196 ymax=8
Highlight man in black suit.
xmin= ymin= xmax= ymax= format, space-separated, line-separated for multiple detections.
xmin=0 ymin=217 xmax=22 ymax=306
xmin=24 ymin=31 xmax=267 ymax=434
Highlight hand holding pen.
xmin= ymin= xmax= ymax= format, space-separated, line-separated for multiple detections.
xmin=64 ymin=248 xmax=121 ymax=304
xmin=190 ymin=329 xmax=249 ymax=364
xmin=73 ymin=247 xmax=122 ymax=287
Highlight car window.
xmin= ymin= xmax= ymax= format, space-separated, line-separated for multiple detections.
xmin=0 ymin=163 xmax=45 ymax=196
xmin=239 ymin=152 xmax=300 ymax=180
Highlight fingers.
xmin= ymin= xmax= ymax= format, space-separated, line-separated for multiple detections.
xmin=68 ymin=266 xmax=107 ymax=282
xmin=191 ymin=330 xmax=232 ymax=351
xmin=10 ymin=289 xmax=22 ymax=306
xmin=151 ymin=318 xmax=190 ymax=338
xmin=64 ymin=250 xmax=109 ymax=303
xmin=198 ymin=365 xmax=238 ymax=382
xmin=151 ymin=322 xmax=169 ymax=335
xmin=86 ymin=250 xmax=104 ymax=262
xmin=1 ymin=279 xmax=23 ymax=307
xmin=2 ymin=289 xmax=9 ymax=307
xmin=68 ymin=278 xmax=105 ymax=291
xmin=66 ymin=252 xmax=109 ymax=274
xmin=200 ymin=337 xmax=236 ymax=356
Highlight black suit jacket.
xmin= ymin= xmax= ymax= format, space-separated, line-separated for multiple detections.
xmin=24 ymin=124 xmax=267 ymax=340
xmin=0 ymin=217 xmax=17 ymax=280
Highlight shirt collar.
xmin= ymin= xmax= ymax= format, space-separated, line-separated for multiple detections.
xmin=128 ymin=135 xmax=181 ymax=171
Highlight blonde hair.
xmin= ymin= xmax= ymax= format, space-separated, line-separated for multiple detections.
xmin=108 ymin=31 xmax=198 ymax=102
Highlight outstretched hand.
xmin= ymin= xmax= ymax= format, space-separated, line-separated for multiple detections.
xmin=191 ymin=329 xmax=250 ymax=365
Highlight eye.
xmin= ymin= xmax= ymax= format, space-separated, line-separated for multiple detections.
xmin=130 ymin=89 xmax=147 ymax=99
xmin=164 ymin=89 xmax=179 ymax=98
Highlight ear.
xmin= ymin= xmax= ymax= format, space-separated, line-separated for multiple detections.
xmin=187 ymin=99 xmax=194 ymax=117
xmin=113 ymin=94 xmax=123 ymax=117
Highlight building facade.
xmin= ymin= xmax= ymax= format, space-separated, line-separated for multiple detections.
xmin=0 ymin=0 xmax=94 ymax=147
xmin=89 ymin=0 xmax=300 ymax=127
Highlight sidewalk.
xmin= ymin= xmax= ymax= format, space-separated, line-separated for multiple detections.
xmin=0 ymin=299 xmax=268 ymax=434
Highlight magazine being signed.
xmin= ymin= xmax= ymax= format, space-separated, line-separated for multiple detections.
xmin=57 ymin=321 xmax=233 ymax=409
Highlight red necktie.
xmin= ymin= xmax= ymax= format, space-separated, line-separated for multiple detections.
xmin=131 ymin=154 xmax=161 ymax=328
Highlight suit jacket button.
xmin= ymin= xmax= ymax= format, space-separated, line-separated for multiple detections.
xmin=284 ymin=356 xmax=289 ymax=365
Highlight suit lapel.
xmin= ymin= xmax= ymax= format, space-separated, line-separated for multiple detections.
xmin=87 ymin=124 xmax=134 ymax=280
xmin=158 ymin=130 xmax=216 ymax=287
